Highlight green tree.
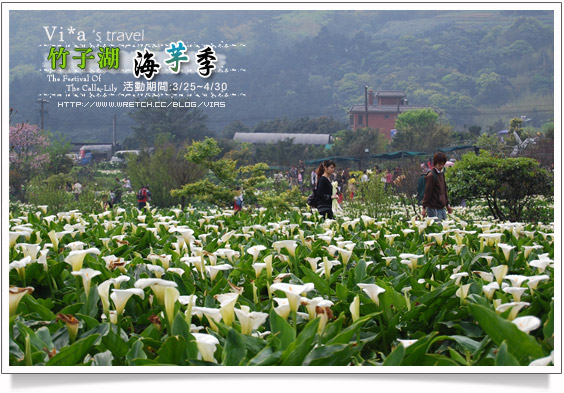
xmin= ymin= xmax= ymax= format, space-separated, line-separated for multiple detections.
xmin=346 ymin=174 xmax=393 ymax=219
xmin=126 ymin=134 xmax=205 ymax=207
xmin=475 ymin=72 xmax=509 ymax=104
xmin=26 ymin=173 xmax=74 ymax=213
xmin=508 ymin=117 xmax=524 ymax=138
xmin=541 ymin=121 xmax=554 ymax=138
xmin=391 ymin=109 xmax=453 ymax=152
xmin=43 ymin=133 xmax=75 ymax=177
xmin=171 ymin=137 xmax=269 ymax=208
xmin=447 ymin=151 xmax=553 ymax=222
xmin=330 ymin=127 xmax=389 ymax=157
xmin=128 ymin=98 xmax=211 ymax=147
xmin=468 ymin=125 xmax=482 ymax=137
xmin=219 ymin=120 xmax=251 ymax=139
xmin=254 ymin=139 xmax=325 ymax=168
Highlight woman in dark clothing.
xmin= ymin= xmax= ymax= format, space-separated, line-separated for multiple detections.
xmin=315 ymin=160 xmax=338 ymax=219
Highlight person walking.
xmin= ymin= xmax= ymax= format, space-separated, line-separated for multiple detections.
xmin=72 ymin=180 xmax=82 ymax=201
xmin=421 ymin=152 xmax=452 ymax=222
xmin=234 ymin=187 xmax=243 ymax=213
xmin=111 ymin=178 xmax=122 ymax=206
xmin=385 ymin=169 xmax=392 ymax=189
xmin=315 ymin=159 xmax=338 ymax=219
xmin=310 ymin=169 xmax=318 ymax=191
xmin=137 ymin=185 xmax=151 ymax=210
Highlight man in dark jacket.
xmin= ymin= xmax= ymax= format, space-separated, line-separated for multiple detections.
xmin=421 ymin=152 xmax=452 ymax=222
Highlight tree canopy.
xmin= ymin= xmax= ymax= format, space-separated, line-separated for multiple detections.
xmin=446 ymin=151 xmax=553 ymax=221
xmin=127 ymin=98 xmax=212 ymax=147
xmin=391 ymin=109 xmax=453 ymax=152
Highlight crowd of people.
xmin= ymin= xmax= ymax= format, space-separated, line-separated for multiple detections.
xmin=94 ymin=154 xmax=452 ymax=222
xmin=309 ymin=152 xmax=453 ymax=222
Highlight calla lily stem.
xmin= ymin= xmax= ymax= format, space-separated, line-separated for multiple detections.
xmin=291 ymin=310 xmax=298 ymax=335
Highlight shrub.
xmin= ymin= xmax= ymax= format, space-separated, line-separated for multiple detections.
xmin=345 ymin=176 xmax=393 ymax=219
xmin=447 ymin=151 xmax=553 ymax=222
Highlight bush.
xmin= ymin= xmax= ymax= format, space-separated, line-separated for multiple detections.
xmin=26 ymin=173 xmax=102 ymax=214
xmin=26 ymin=174 xmax=73 ymax=212
xmin=257 ymin=187 xmax=306 ymax=213
xmin=344 ymin=177 xmax=393 ymax=219
xmin=447 ymin=151 xmax=553 ymax=222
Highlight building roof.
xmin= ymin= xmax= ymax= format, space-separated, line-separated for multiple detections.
xmin=348 ymin=105 xmax=436 ymax=114
xmin=233 ymin=133 xmax=332 ymax=145
xmin=79 ymin=144 xmax=113 ymax=152
xmin=376 ymin=90 xmax=406 ymax=98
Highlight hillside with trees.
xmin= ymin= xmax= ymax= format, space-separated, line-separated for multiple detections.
xmin=9 ymin=10 xmax=554 ymax=144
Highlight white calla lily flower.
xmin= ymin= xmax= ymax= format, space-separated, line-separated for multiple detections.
xmin=252 ymin=262 xmax=266 ymax=278
xmin=272 ymin=298 xmax=291 ymax=320
xmin=164 ymin=286 xmax=180 ymax=327
xmin=64 ymin=248 xmax=101 ymax=271
xmin=529 ymin=351 xmax=554 ymax=366
xmin=147 ymin=253 xmax=172 ymax=270
xmin=473 ymin=271 xmax=494 ymax=282
xmin=512 ymin=316 xmax=541 ymax=334
xmin=66 ymin=241 xmax=86 ymax=251
xmin=357 ymin=283 xmax=386 ymax=307
xmin=146 ymin=264 xmax=165 ymax=278
xmin=71 ymin=268 xmax=102 ymax=298
xmin=450 ymin=272 xmax=469 ymax=285
xmin=134 ymin=278 xmax=178 ymax=305
xmin=526 ymin=275 xmax=550 ymax=291
xmin=503 ymin=286 xmax=527 ymax=302
xmin=234 ymin=305 xmax=269 ymax=335
xmin=495 ymin=301 xmax=530 ymax=320
xmin=192 ymin=333 xmax=220 ymax=363
xmin=264 ymin=254 xmax=274 ymax=280
xmin=301 ymin=297 xmax=334 ymax=321
xmin=529 ymin=258 xmax=553 ymax=273
xmin=482 ymin=282 xmax=500 ymax=301
xmin=206 ymin=264 xmax=233 ymax=281
xmin=491 ymin=265 xmax=509 ymax=285
xmin=10 ymin=232 xmax=28 ymax=248
xmin=110 ymin=288 xmax=144 ymax=317
xmin=497 ymin=243 xmax=515 ymax=262
xmin=272 ymin=240 xmax=298 ymax=257
xmin=16 ymin=243 xmax=40 ymax=261
xmin=247 ymin=245 xmax=267 ymax=262
xmin=398 ymin=339 xmax=418 ymax=348
xmin=270 ymin=282 xmax=314 ymax=312
xmin=504 ymin=275 xmax=529 ymax=288
xmin=456 ymin=283 xmax=472 ymax=302
xmin=317 ymin=257 xmax=341 ymax=279
xmin=215 ymin=292 xmax=239 ymax=326
xmin=9 ymin=286 xmax=34 ymax=316
xmin=350 ymin=295 xmax=360 ymax=322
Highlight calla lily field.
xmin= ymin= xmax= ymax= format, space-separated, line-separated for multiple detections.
xmin=7 ymin=201 xmax=555 ymax=367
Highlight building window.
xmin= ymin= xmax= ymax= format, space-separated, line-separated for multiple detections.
xmin=349 ymin=115 xmax=354 ymax=126
xmin=358 ymin=115 xmax=363 ymax=125
xmin=385 ymin=114 xmax=389 ymax=119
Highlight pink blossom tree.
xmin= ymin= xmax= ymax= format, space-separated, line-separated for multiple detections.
xmin=9 ymin=122 xmax=50 ymax=200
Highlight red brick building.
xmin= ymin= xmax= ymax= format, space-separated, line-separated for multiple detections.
xmin=348 ymin=90 xmax=436 ymax=140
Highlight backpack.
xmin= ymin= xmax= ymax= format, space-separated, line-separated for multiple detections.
xmin=417 ymin=170 xmax=437 ymax=203
xmin=416 ymin=174 xmax=426 ymax=203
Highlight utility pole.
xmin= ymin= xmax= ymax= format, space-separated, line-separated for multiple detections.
xmin=36 ymin=97 xmax=49 ymax=130
xmin=364 ymin=85 xmax=368 ymax=130
xmin=113 ymin=114 xmax=117 ymax=149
